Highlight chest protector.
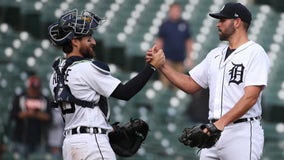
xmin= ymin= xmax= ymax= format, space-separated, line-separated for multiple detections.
xmin=52 ymin=56 xmax=109 ymax=117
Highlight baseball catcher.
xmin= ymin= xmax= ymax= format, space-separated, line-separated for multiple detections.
xmin=47 ymin=7 xmax=164 ymax=160
xmin=178 ymin=123 xmax=222 ymax=148
xmin=108 ymin=118 xmax=149 ymax=157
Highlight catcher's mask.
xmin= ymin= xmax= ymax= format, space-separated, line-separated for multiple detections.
xmin=48 ymin=9 xmax=105 ymax=46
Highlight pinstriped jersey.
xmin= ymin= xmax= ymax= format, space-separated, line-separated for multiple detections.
xmin=189 ymin=41 xmax=270 ymax=119
xmin=49 ymin=58 xmax=121 ymax=131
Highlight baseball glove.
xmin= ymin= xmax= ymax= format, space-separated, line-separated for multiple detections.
xmin=108 ymin=118 xmax=149 ymax=157
xmin=178 ymin=123 xmax=222 ymax=148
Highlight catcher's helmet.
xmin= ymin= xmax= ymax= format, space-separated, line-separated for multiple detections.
xmin=48 ymin=9 xmax=104 ymax=46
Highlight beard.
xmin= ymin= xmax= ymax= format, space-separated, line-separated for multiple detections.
xmin=80 ymin=45 xmax=95 ymax=59
xmin=218 ymin=22 xmax=236 ymax=41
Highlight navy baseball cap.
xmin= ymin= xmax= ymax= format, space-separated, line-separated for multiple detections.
xmin=209 ymin=2 xmax=252 ymax=25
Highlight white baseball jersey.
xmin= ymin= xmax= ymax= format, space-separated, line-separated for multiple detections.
xmin=189 ymin=40 xmax=270 ymax=120
xmin=49 ymin=58 xmax=121 ymax=131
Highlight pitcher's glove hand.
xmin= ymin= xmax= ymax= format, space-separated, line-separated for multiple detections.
xmin=108 ymin=118 xmax=149 ymax=157
xmin=178 ymin=123 xmax=222 ymax=148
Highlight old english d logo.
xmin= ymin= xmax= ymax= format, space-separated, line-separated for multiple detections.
xmin=229 ymin=62 xmax=244 ymax=85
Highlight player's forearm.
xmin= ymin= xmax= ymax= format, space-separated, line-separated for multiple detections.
xmin=216 ymin=86 xmax=262 ymax=130
xmin=159 ymin=63 xmax=200 ymax=93
xmin=111 ymin=64 xmax=155 ymax=100
xmin=216 ymin=99 xmax=254 ymax=129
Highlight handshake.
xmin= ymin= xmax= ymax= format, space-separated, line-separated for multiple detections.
xmin=146 ymin=45 xmax=166 ymax=70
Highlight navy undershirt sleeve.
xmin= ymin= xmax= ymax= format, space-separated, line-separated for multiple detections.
xmin=110 ymin=64 xmax=155 ymax=100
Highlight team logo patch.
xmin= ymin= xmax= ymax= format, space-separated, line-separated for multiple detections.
xmin=178 ymin=23 xmax=186 ymax=32
xmin=228 ymin=62 xmax=244 ymax=85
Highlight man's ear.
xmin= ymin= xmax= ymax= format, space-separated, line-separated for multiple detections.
xmin=71 ymin=38 xmax=80 ymax=48
xmin=234 ymin=18 xmax=242 ymax=28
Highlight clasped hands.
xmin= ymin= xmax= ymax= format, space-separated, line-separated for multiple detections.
xmin=146 ymin=45 xmax=165 ymax=69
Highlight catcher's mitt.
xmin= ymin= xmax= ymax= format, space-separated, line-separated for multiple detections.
xmin=108 ymin=118 xmax=149 ymax=157
xmin=178 ymin=123 xmax=222 ymax=148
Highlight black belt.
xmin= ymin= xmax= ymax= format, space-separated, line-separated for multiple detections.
xmin=210 ymin=116 xmax=261 ymax=124
xmin=66 ymin=126 xmax=108 ymax=135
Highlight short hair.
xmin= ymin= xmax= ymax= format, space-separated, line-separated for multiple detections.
xmin=243 ymin=22 xmax=250 ymax=32
xmin=61 ymin=37 xmax=84 ymax=54
xmin=62 ymin=42 xmax=73 ymax=54
xmin=170 ymin=2 xmax=180 ymax=8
